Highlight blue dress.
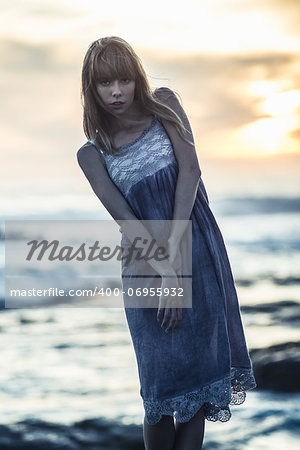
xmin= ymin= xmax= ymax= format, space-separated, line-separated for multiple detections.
xmin=87 ymin=115 xmax=256 ymax=424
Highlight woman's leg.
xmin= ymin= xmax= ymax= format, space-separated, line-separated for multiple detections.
xmin=174 ymin=406 xmax=205 ymax=450
xmin=143 ymin=415 xmax=175 ymax=450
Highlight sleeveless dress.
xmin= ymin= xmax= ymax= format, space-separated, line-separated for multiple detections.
xmin=87 ymin=115 xmax=256 ymax=425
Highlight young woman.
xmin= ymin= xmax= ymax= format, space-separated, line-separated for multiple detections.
xmin=77 ymin=36 xmax=256 ymax=450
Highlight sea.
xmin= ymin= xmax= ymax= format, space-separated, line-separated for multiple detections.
xmin=0 ymin=164 xmax=299 ymax=449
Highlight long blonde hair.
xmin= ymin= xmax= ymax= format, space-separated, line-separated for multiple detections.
xmin=81 ymin=36 xmax=188 ymax=154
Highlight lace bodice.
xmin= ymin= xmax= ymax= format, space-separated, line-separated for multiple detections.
xmin=89 ymin=117 xmax=177 ymax=197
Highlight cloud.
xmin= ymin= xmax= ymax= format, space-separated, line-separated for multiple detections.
xmin=0 ymin=39 xmax=57 ymax=72
xmin=1 ymin=38 xmax=299 ymax=183
xmin=2 ymin=38 xmax=299 ymax=137
xmin=0 ymin=0 xmax=80 ymax=19
xmin=143 ymin=51 xmax=300 ymax=133
xmin=226 ymin=0 xmax=300 ymax=37
xmin=0 ymin=38 xmax=79 ymax=72
xmin=289 ymin=128 xmax=300 ymax=140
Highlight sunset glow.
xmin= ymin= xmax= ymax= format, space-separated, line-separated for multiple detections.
xmin=1 ymin=0 xmax=300 ymax=184
xmin=261 ymin=90 xmax=300 ymax=116
xmin=240 ymin=117 xmax=297 ymax=155
xmin=237 ymin=83 xmax=300 ymax=155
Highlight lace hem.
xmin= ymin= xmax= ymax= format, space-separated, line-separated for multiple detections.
xmin=143 ymin=367 xmax=256 ymax=425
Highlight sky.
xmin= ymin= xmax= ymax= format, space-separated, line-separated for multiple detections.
xmin=1 ymin=0 xmax=299 ymax=197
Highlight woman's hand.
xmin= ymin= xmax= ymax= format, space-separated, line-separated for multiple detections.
xmin=167 ymin=238 xmax=183 ymax=277
xmin=156 ymin=238 xmax=185 ymax=332
xmin=157 ymin=274 xmax=183 ymax=333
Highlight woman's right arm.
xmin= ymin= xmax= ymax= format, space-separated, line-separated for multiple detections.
xmin=77 ymin=143 xmax=182 ymax=332
xmin=77 ymin=143 xmax=179 ymax=278
xmin=77 ymin=143 xmax=137 ymax=222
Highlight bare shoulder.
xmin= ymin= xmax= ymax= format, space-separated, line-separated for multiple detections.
xmin=77 ymin=141 xmax=100 ymax=160
xmin=154 ymin=89 xmax=200 ymax=172
xmin=77 ymin=141 xmax=105 ymax=167
xmin=154 ymin=86 xmax=186 ymax=117
xmin=154 ymin=86 xmax=180 ymax=104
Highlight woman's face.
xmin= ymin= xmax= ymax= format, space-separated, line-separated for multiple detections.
xmin=96 ymin=78 xmax=136 ymax=116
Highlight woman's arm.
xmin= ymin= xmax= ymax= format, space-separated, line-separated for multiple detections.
xmin=78 ymin=143 xmax=183 ymax=332
xmin=155 ymin=87 xmax=201 ymax=248
xmin=77 ymin=142 xmax=178 ymax=278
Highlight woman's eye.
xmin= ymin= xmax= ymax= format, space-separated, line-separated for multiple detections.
xmin=121 ymin=79 xmax=130 ymax=84
xmin=100 ymin=80 xmax=110 ymax=86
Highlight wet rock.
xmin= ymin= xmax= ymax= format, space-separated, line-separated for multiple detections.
xmin=0 ymin=417 xmax=144 ymax=450
xmin=250 ymin=341 xmax=300 ymax=392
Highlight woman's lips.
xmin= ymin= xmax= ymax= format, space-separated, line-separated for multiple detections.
xmin=110 ymin=101 xmax=124 ymax=109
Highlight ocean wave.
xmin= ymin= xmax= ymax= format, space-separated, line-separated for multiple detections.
xmin=236 ymin=276 xmax=300 ymax=287
xmin=241 ymin=299 xmax=300 ymax=313
xmin=213 ymin=196 xmax=300 ymax=216
xmin=241 ymin=300 xmax=300 ymax=327
xmin=231 ymin=238 xmax=300 ymax=252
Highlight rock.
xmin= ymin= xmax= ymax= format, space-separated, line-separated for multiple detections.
xmin=0 ymin=418 xmax=144 ymax=450
xmin=250 ymin=341 xmax=300 ymax=392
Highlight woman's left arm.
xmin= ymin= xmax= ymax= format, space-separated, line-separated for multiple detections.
xmin=156 ymin=87 xmax=201 ymax=249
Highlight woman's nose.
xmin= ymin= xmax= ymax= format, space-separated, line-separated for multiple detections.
xmin=112 ymin=81 xmax=121 ymax=97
